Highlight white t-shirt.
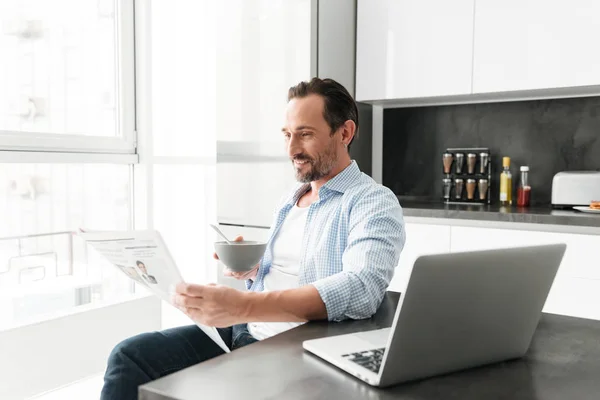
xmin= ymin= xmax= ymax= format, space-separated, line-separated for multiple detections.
xmin=248 ymin=203 xmax=309 ymax=340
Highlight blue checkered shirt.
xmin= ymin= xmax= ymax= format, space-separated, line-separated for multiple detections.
xmin=247 ymin=161 xmax=406 ymax=322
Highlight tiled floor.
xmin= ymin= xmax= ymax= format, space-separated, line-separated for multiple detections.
xmin=28 ymin=374 xmax=104 ymax=400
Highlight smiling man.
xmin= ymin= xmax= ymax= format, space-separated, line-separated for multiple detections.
xmin=101 ymin=78 xmax=405 ymax=400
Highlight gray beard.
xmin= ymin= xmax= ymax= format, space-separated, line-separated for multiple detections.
xmin=292 ymin=138 xmax=339 ymax=183
xmin=293 ymin=155 xmax=337 ymax=183
xmin=295 ymin=164 xmax=323 ymax=183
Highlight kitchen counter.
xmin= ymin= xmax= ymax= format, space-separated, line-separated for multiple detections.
xmin=140 ymin=292 xmax=600 ymax=400
xmin=399 ymin=199 xmax=600 ymax=231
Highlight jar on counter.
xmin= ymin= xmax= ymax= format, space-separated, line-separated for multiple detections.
xmin=517 ymin=166 xmax=531 ymax=207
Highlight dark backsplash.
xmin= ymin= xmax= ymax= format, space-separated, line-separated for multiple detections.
xmin=383 ymin=96 xmax=600 ymax=205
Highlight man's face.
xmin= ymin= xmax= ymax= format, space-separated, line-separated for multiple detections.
xmin=283 ymin=94 xmax=340 ymax=183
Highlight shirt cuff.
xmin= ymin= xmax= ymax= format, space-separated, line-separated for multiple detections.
xmin=311 ymin=273 xmax=351 ymax=322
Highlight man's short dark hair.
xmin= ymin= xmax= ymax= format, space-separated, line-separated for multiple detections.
xmin=287 ymin=77 xmax=359 ymax=151
xmin=136 ymin=261 xmax=144 ymax=266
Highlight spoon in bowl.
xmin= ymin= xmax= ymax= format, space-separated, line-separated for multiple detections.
xmin=209 ymin=224 xmax=234 ymax=245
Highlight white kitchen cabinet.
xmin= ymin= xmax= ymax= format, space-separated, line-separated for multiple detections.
xmin=450 ymin=226 xmax=600 ymax=320
xmin=449 ymin=226 xmax=561 ymax=253
xmin=356 ymin=0 xmax=475 ymax=101
xmin=450 ymin=227 xmax=600 ymax=280
xmin=473 ymin=0 xmax=600 ymax=93
xmin=543 ymin=277 xmax=600 ymax=321
xmin=215 ymin=0 xmax=312 ymax=145
xmin=388 ymin=223 xmax=451 ymax=293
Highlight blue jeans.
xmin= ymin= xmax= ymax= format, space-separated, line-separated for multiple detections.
xmin=100 ymin=323 xmax=257 ymax=400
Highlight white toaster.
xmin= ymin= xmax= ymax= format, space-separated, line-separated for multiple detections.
xmin=551 ymin=171 xmax=600 ymax=207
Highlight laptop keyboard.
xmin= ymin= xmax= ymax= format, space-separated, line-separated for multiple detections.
xmin=342 ymin=347 xmax=385 ymax=373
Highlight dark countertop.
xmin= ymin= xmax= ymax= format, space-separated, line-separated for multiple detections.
xmin=139 ymin=292 xmax=600 ymax=400
xmin=399 ymin=198 xmax=600 ymax=228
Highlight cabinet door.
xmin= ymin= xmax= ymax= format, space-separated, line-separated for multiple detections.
xmin=450 ymin=226 xmax=600 ymax=320
xmin=356 ymin=0 xmax=475 ymax=101
xmin=542 ymin=232 xmax=600 ymax=320
xmin=215 ymin=0 xmax=312 ymax=145
xmin=388 ymin=223 xmax=451 ymax=293
xmin=450 ymin=226 xmax=600 ymax=279
xmin=473 ymin=0 xmax=600 ymax=93
xmin=543 ymin=277 xmax=600 ymax=320
xmin=450 ymin=226 xmax=560 ymax=252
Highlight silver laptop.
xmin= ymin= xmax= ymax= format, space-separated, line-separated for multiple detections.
xmin=303 ymin=244 xmax=566 ymax=387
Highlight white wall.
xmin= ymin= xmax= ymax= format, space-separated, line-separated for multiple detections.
xmin=0 ymin=296 xmax=161 ymax=400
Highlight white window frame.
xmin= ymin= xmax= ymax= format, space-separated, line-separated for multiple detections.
xmin=0 ymin=0 xmax=137 ymax=156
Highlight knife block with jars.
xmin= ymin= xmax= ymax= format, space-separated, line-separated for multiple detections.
xmin=442 ymin=147 xmax=491 ymax=205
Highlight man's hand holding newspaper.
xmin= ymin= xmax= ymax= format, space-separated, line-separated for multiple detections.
xmin=79 ymin=229 xmax=232 ymax=353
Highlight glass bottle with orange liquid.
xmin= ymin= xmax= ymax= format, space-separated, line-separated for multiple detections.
xmin=499 ymin=157 xmax=512 ymax=206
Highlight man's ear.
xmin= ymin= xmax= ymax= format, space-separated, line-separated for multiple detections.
xmin=341 ymin=120 xmax=356 ymax=147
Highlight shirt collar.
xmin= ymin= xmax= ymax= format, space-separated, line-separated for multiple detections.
xmin=285 ymin=160 xmax=361 ymax=205
xmin=321 ymin=160 xmax=361 ymax=194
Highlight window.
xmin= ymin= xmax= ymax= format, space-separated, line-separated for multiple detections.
xmin=0 ymin=0 xmax=135 ymax=153
xmin=0 ymin=3 xmax=146 ymax=398
xmin=0 ymin=163 xmax=137 ymax=330
xmin=0 ymin=0 xmax=138 ymax=331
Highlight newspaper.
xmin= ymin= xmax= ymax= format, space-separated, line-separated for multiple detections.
xmin=79 ymin=229 xmax=230 ymax=353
